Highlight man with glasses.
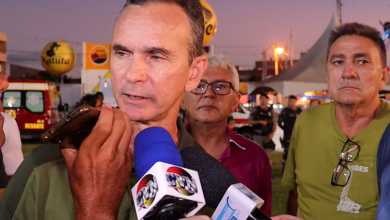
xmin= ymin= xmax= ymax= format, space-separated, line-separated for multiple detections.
xmin=181 ymin=55 xmax=272 ymax=216
xmin=282 ymin=22 xmax=390 ymax=219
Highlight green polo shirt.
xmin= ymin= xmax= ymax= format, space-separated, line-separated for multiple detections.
xmin=282 ymin=101 xmax=390 ymax=219
xmin=0 ymin=120 xmax=203 ymax=220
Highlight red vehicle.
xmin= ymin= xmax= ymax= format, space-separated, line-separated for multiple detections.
xmin=2 ymin=79 xmax=63 ymax=139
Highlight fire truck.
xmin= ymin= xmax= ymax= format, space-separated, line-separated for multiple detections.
xmin=2 ymin=79 xmax=63 ymax=139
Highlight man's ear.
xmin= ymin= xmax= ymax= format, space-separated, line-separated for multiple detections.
xmin=380 ymin=66 xmax=390 ymax=90
xmin=185 ymin=55 xmax=208 ymax=92
xmin=232 ymin=93 xmax=241 ymax=112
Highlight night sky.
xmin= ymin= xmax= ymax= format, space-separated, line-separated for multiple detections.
xmin=1 ymin=0 xmax=390 ymax=77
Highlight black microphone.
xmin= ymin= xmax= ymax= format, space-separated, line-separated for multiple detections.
xmin=180 ymin=147 xmax=272 ymax=220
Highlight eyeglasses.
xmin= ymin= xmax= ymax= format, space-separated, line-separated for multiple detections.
xmin=331 ymin=140 xmax=360 ymax=187
xmin=191 ymin=80 xmax=235 ymax=95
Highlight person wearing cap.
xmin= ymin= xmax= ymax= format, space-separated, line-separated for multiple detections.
xmin=248 ymin=93 xmax=278 ymax=159
xmin=278 ymin=95 xmax=302 ymax=171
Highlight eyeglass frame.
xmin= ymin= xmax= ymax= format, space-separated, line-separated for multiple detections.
xmin=331 ymin=140 xmax=361 ymax=187
xmin=190 ymin=80 xmax=236 ymax=95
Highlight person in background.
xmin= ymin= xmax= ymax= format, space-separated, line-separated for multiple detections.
xmin=78 ymin=94 xmax=102 ymax=110
xmin=95 ymin=92 xmax=104 ymax=108
xmin=248 ymin=93 xmax=278 ymax=161
xmin=282 ymin=22 xmax=390 ymax=219
xmin=181 ymin=54 xmax=272 ymax=215
xmin=278 ymin=95 xmax=302 ymax=171
xmin=0 ymin=101 xmax=23 ymax=179
xmin=0 ymin=66 xmax=13 ymax=198
xmin=309 ymin=99 xmax=319 ymax=107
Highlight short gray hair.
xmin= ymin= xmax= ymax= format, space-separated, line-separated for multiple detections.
xmin=207 ymin=54 xmax=240 ymax=92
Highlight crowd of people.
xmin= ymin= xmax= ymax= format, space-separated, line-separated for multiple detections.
xmin=0 ymin=0 xmax=389 ymax=219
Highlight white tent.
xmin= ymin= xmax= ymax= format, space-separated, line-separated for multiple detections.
xmin=248 ymin=14 xmax=340 ymax=96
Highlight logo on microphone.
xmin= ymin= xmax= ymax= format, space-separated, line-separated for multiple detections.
xmin=166 ymin=166 xmax=198 ymax=196
xmin=136 ymin=174 xmax=158 ymax=210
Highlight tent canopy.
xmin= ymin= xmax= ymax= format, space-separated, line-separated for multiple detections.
xmin=248 ymin=13 xmax=340 ymax=96
xmin=249 ymin=13 xmax=390 ymax=96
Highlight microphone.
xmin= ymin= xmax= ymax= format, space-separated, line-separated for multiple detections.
xmin=131 ymin=127 xmax=205 ymax=220
xmin=180 ymin=147 xmax=271 ymax=220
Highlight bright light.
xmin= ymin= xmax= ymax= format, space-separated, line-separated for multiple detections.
xmin=302 ymin=96 xmax=307 ymax=102
xmin=275 ymin=47 xmax=284 ymax=54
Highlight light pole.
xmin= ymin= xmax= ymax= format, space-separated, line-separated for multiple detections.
xmin=274 ymin=46 xmax=284 ymax=75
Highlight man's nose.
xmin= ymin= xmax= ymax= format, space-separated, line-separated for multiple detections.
xmin=125 ymin=57 xmax=148 ymax=83
xmin=342 ymin=62 xmax=358 ymax=79
xmin=203 ymin=84 xmax=216 ymax=98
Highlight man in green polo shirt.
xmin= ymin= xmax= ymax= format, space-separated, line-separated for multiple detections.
xmin=282 ymin=22 xmax=390 ymax=219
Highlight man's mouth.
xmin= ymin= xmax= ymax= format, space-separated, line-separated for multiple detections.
xmin=125 ymin=94 xmax=147 ymax=100
xmin=199 ymin=105 xmax=216 ymax=110
xmin=339 ymin=86 xmax=359 ymax=90
xmin=129 ymin=95 xmax=144 ymax=99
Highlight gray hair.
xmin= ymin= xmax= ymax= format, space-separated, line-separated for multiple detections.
xmin=207 ymin=54 xmax=240 ymax=92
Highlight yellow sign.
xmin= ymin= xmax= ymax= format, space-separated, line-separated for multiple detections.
xmin=84 ymin=43 xmax=111 ymax=70
xmin=200 ymin=0 xmax=217 ymax=46
xmin=25 ymin=123 xmax=44 ymax=129
xmin=5 ymin=109 xmax=16 ymax=119
xmin=41 ymin=41 xmax=76 ymax=75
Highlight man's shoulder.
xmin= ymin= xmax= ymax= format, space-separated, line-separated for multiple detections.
xmin=0 ymin=144 xmax=66 ymax=219
xmin=298 ymin=102 xmax=332 ymax=118
xmin=27 ymin=144 xmax=64 ymax=168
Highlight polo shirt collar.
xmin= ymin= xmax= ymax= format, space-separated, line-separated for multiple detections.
xmin=226 ymin=126 xmax=246 ymax=151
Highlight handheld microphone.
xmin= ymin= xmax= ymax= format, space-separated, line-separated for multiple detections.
xmin=131 ymin=127 xmax=205 ymax=220
xmin=180 ymin=147 xmax=271 ymax=220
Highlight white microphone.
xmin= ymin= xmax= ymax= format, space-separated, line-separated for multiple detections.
xmin=211 ymin=183 xmax=270 ymax=220
xmin=131 ymin=127 xmax=205 ymax=220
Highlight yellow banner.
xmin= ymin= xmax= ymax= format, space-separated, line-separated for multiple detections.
xmin=84 ymin=43 xmax=111 ymax=70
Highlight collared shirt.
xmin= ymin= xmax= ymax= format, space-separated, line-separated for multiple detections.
xmin=0 ymin=119 xmax=207 ymax=220
xmin=186 ymin=124 xmax=272 ymax=216
xmin=282 ymin=102 xmax=390 ymax=219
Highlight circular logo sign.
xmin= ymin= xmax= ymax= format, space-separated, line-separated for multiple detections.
xmin=136 ymin=174 xmax=158 ymax=210
xmin=166 ymin=166 xmax=198 ymax=196
xmin=89 ymin=45 xmax=109 ymax=65
xmin=41 ymin=41 xmax=76 ymax=75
